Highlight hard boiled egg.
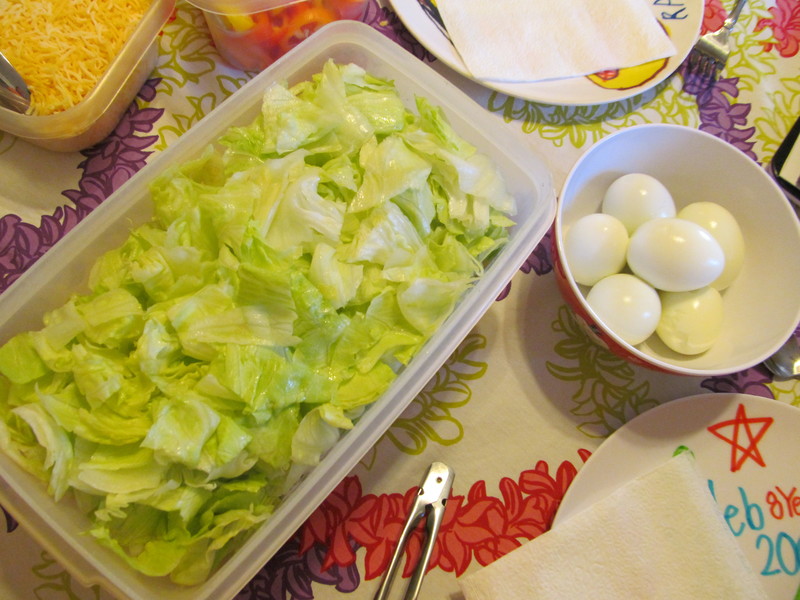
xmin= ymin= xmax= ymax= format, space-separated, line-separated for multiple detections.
xmin=601 ymin=173 xmax=676 ymax=234
xmin=564 ymin=213 xmax=629 ymax=286
xmin=657 ymin=287 xmax=724 ymax=355
xmin=586 ymin=273 xmax=661 ymax=346
xmin=677 ymin=202 xmax=745 ymax=291
xmin=627 ymin=218 xmax=725 ymax=292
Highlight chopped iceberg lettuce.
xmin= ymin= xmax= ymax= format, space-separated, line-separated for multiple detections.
xmin=0 ymin=60 xmax=516 ymax=585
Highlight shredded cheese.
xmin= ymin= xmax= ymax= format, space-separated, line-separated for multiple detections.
xmin=0 ymin=0 xmax=152 ymax=115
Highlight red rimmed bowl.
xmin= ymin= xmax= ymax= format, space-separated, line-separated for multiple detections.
xmin=554 ymin=123 xmax=800 ymax=376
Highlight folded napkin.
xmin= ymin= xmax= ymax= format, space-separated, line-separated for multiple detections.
xmin=458 ymin=452 xmax=770 ymax=600
xmin=436 ymin=0 xmax=677 ymax=83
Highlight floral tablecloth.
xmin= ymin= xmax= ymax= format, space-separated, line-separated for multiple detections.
xmin=1 ymin=1 xmax=799 ymax=599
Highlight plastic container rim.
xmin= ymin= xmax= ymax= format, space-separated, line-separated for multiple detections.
xmin=185 ymin=0 xmax=303 ymax=15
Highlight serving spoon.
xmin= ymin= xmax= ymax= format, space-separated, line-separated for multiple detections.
xmin=0 ymin=50 xmax=31 ymax=114
xmin=763 ymin=335 xmax=800 ymax=379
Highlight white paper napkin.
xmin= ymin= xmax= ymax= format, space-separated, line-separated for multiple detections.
xmin=436 ymin=0 xmax=677 ymax=83
xmin=458 ymin=452 xmax=770 ymax=600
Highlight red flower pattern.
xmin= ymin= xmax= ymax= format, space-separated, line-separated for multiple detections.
xmin=755 ymin=0 xmax=800 ymax=57
xmin=299 ymin=450 xmax=592 ymax=582
xmin=701 ymin=0 xmax=726 ymax=35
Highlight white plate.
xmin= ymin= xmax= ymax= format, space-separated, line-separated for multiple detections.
xmin=555 ymin=393 xmax=800 ymax=599
xmin=389 ymin=0 xmax=702 ymax=106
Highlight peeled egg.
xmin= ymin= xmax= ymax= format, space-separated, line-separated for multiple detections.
xmin=677 ymin=202 xmax=744 ymax=291
xmin=601 ymin=173 xmax=676 ymax=234
xmin=627 ymin=218 xmax=725 ymax=292
xmin=657 ymin=287 xmax=724 ymax=355
xmin=564 ymin=213 xmax=629 ymax=286
xmin=586 ymin=273 xmax=661 ymax=346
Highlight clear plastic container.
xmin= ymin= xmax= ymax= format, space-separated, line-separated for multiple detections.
xmin=0 ymin=0 xmax=174 ymax=152
xmin=187 ymin=0 xmax=368 ymax=71
xmin=0 ymin=21 xmax=555 ymax=600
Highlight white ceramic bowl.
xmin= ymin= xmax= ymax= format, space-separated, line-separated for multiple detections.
xmin=554 ymin=123 xmax=800 ymax=376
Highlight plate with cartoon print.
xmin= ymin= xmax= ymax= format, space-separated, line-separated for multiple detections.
xmin=388 ymin=0 xmax=702 ymax=106
xmin=554 ymin=393 xmax=800 ymax=599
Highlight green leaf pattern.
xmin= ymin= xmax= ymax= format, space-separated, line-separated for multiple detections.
xmin=753 ymin=76 xmax=800 ymax=162
xmin=769 ymin=378 xmax=800 ymax=407
xmin=724 ymin=7 xmax=779 ymax=95
xmin=361 ymin=333 xmax=488 ymax=464
xmin=485 ymin=77 xmax=701 ymax=151
xmin=149 ymin=4 xmax=254 ymax=150
xmin=30 ymin=552 xmax=104 ymax=600
xmin=546 ymin=305 xmax=660 ymax=438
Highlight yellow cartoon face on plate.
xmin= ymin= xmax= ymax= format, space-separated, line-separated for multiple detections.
xmin=587 ymin=57 xmax=669 ymax=90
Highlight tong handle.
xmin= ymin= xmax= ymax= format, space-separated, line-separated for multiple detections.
xmin=373 ymin=462 xmax=455 ymax=600
xmin=403 ymin=492 xmax=448 ymax=599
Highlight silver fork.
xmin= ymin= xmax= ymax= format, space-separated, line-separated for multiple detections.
xmin=686 ymin=0 xmax=748 ymax=82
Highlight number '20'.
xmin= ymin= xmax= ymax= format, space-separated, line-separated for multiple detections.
xmin=757 ymin=532 xmax=800 ymax=576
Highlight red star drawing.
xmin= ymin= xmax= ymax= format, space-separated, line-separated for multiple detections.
xmin=707 ymin=403 xmax=774 ymax=472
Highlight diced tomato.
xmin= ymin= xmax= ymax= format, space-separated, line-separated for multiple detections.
xmin=277 ymin=5 xmax=337 ymax=53
xmin=247 ymin=10 xmax=286 ymax=46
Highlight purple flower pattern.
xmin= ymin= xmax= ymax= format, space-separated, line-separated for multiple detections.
xmin=2 ymin=506 xmax=17 ymax=533
xmin=523 ymin=227 xmax=555 ymax=277
xmin=496 ymin=227 xmax=554 ymax=301
xmin=681 ymin=68 xmax=757 ymax=160
xmin=362 ymin=1 xmax=436 ymax=61
xmin=235 ymin=539 xmax=360 ymax=600
xmin=701 ymin=366 xmax=776 ymax=399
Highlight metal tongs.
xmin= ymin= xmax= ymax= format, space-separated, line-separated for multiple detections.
xmin=374 ymin=462 xmax=455 ymax=600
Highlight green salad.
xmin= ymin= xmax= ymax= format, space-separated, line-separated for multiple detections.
xmin=0 ymin=60 xmax=515 ymax=584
